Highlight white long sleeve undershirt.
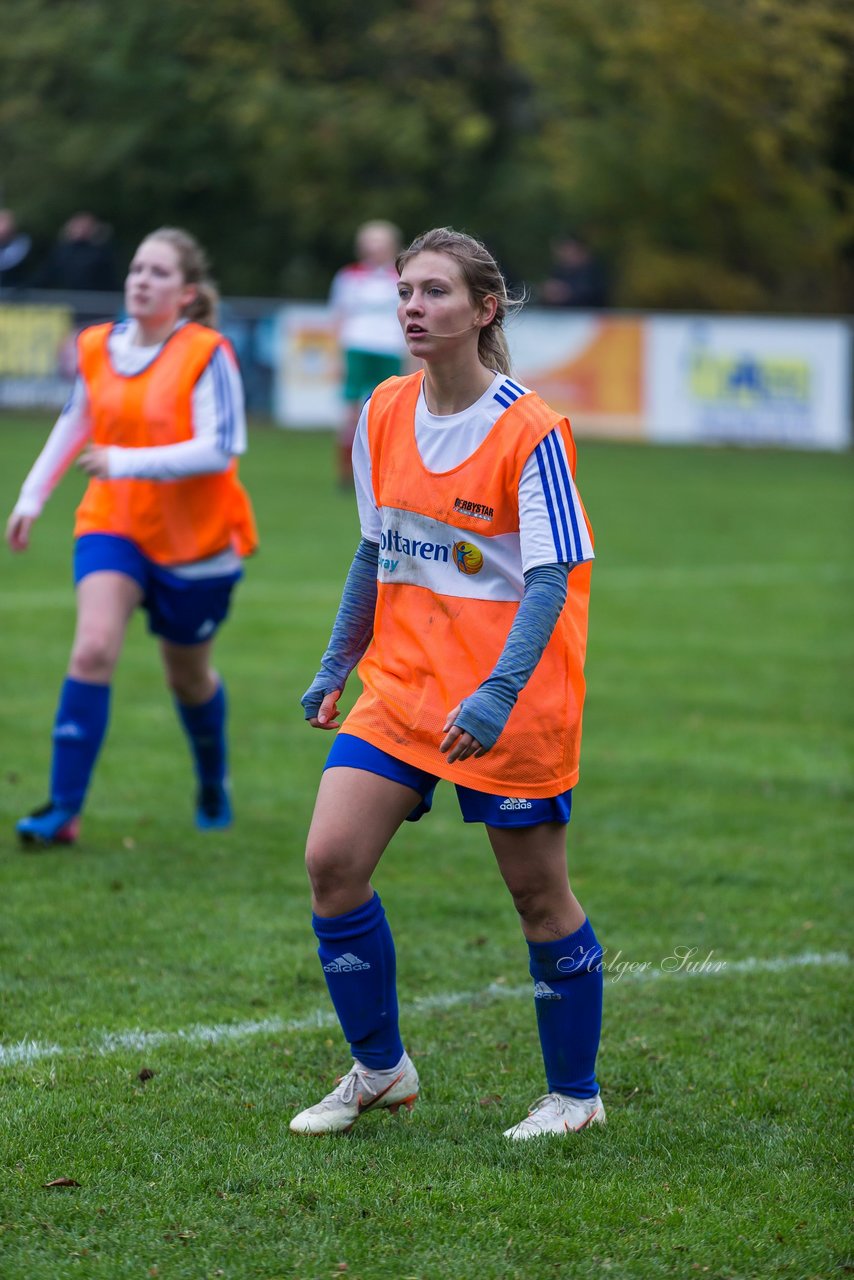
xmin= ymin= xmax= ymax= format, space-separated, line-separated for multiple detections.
xmin=106 ymin=437 xmax=230 ymax=482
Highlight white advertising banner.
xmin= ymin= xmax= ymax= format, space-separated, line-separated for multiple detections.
xmin=647 ymin=316 xmax=852 ymax=451
xmin=274 ymin=303 xmax=852 ymax=452
xmin=274 ymin=304 xmax=343 ymax=430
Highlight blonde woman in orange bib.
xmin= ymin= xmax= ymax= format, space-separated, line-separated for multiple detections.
xmin=292 ymin=227 xmax=604 ymax=1140
xmin=6 ymin=228 xmax=257 ymax=846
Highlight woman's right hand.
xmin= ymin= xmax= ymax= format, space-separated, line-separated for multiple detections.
xmin=5 ymin=512 xmax=35 ymax=552
xmin=305 ymin=689 xmax=343 ymax=730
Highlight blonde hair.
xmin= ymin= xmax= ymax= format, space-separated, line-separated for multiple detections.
xmin=358 ymin=218 xmax=401 ymax=244
xmin=143 ymin=227 xmax=219 ymax=327
xmin=396 ymin=227 xmax=523 ymax=375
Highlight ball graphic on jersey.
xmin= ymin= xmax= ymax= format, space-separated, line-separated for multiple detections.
xmin=453 ymin=541 xmax=484 ymax=575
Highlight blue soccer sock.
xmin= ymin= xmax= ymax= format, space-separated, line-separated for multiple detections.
xmin=528 ymin=917 xmax=604 ymax=1099
xmin=49 ymin=677 xmax=111 ymax=812
xmin=176 ymin=683 xmax=227 ymax=788
xmin=313 ymin=892 xmax=404 ymax=1070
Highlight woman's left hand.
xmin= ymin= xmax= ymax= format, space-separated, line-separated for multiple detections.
xmin=77 ymin=445 xmax=111 ymax=478
xmin=440 ymin=703 xmax=486 ymax=763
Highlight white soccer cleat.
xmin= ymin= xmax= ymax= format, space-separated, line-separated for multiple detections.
xmin=289 ymin=1053 xmax=419 ymax=1135
xmin=503 ymin=1091 xmax=606 ymax=1140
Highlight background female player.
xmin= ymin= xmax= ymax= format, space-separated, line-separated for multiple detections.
xmin=6 ymin=227 xmax=257 ymax=845
xmin=293 ymin=227 xmax=603 ymax=1140
xmin=328 ymin=220 xmax=407 ymax=488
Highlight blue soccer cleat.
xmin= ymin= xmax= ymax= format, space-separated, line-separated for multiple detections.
xmin=195 ymin=782 xmax=233 ymax=830
xmin=16 ymin=803 xmax=80 ymax=848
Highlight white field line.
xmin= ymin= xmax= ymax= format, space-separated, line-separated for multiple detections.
xmin=1 ymin=564 xmax=852 ymax=613
xmin=0 ymin=950 xmax=847 ymax=1069
xmin=238 ymin=564 xmax=854 ymax=600
xmin=593 ymin=563 xmax=853 ymax=589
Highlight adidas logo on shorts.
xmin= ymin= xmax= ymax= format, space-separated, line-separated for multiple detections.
xmin=323 ymin=952 xmax=371 ymax=973
xmin=533 ymin=981 xmax=561 ymax=1000
xmin=499 ymin=797 xmax=533 ymax=811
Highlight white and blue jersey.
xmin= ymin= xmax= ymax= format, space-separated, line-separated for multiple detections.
xmin=352 ymin=371 xmax=594 ymax=572
xmin=13 ymin=318 xmax=248 ymax=580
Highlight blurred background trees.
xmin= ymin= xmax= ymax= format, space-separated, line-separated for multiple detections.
xmin=1 ymin=0 xmax=851 ymax=308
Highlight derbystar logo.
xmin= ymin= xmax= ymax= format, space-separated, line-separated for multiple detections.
xmin=453 ymin=496 xmax=494 ymax=522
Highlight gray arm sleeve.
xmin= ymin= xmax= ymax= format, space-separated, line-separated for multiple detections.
xmin=451 ymin=562 xmax=570 ymax=751
xmin=300 ymin=537 xmax=379 ymax=719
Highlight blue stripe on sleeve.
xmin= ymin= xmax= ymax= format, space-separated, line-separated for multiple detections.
xmin=548 ymin=429 xmax=584 ymax=561
xmin=210 ymin=347 xmax=235 ymax=453
xmin=209 ymin=350 xmax=225 ymax=450
xmin=505 ymin=378 xmax=527 ymax=398
xmin=222 ymin=349 xmax=237 ymax=453
xmin=534 ymin=443 xmax=566 ymax=559
xmin=540 ymin=434 xmax=576 ymax=560
xmin=61 ymin=375 xmax=83 ymax=416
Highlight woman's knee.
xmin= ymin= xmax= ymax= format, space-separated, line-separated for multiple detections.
xmin=506 ymin=873 xmax=577 ymax=929
xmin=69 ymin=630 xmax=121 ymax=681
xmin=165 ymin=667 xmax=214 ymax=704
xmin=161 ymin=645 xmax=217 ymax=705
xmin=305 ymin=835 xmax=367 ymax=907
xmin=506 ymin=881 xmax=552 ymax=927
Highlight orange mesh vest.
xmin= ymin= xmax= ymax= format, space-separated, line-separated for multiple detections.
xmin=343 ymin=372 xmax=593 ymax=797
xmin=74 ymin=323 xmax=258 ymax=564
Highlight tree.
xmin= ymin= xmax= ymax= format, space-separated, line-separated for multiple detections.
xmin=1 ymin=0 xmax=850 ymax=308
xmin=499 ymin=0 xmax=854 ymax=309
xmin=0 ymin=0 xmax=522 ymax=295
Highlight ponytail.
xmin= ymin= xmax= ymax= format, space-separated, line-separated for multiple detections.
xmin=143 ymin=227 xmax=220 ymax=328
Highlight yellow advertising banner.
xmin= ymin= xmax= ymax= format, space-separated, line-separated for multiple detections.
xmin=0 ymin=305 xmax=73 ymax=376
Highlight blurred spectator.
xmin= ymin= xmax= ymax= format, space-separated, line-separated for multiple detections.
xmin=539 ymin=234 xmax=609 ymax=308
xmin=0 ymin=209 xmax=33 ymax=290
xmin=30 ymin=212 xmax=119 ymax=292
xmin=329 ymin=219 xmax=407 ymax=487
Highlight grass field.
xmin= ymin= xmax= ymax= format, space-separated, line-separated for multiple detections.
xmin=0 ymin=416 xmax=851 ymax=1280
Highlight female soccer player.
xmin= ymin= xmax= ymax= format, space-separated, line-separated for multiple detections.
xmin=328 ymin=219 xmax=407 ymax=488
xmin=293 ymin=227 xmax=603 ymax=1140
xmin=6 ymin=227 xmax=257 ymax=845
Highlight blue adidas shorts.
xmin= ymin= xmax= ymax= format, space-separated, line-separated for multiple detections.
xmin=74 ymin=533 xmax=241 ymax=646
xmin=325 ymin=732 xmax=572 ymax=829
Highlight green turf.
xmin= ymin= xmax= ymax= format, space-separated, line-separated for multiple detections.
xmin=0 ymin=416 xmax=851 ymax=1279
